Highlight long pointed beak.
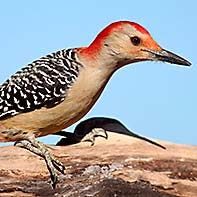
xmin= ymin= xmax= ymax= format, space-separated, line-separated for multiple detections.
xmin=143 ymin=48 xmax=191 ymax=66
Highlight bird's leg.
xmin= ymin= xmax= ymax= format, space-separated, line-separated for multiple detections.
xmin=15 ymin=140 xmax=58 ymax=188
xmin=14 ymin=137 xmax=65 ymax=188
xmin=93 ymin=128 xmax=108 ymax=139
xmin=82 ymin=128 xmax=108 ymax=146
xmin=14 ymin=140 xmax=65 ymax=174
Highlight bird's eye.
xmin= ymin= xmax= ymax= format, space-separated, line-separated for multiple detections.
xmin=130 ymin=36 xmax=141 ymax=46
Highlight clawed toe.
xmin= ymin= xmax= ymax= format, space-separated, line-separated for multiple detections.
xmin=15 ymin=138 xmax=66 ymax=188
xmin=52 ymin=159 xmax=65 ymax=174
xmin=82 ymin=128 xmax=108 ymax=146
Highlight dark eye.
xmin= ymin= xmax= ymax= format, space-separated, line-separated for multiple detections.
xmin=130 ymin=36 xmax=141 ymax=46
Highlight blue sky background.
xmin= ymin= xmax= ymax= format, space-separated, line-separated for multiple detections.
xmin=0 ymin=1 xmax=196 ymax=146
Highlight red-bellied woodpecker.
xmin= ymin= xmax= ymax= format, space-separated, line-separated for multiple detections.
xmin=0 ymin=21 xmax=191 ymax=188
xmin=55 ymin=117 xmax=166 ymax=149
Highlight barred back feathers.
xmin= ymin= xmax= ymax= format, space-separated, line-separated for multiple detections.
xmin=0 ymin=48 xmax=83 ymax=119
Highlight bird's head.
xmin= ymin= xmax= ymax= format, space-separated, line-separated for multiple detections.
xmin=80 ymin=21 xmax=191 ymax=68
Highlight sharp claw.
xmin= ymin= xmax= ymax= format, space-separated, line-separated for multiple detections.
xmin=101 ymin=129 xmax=108 ymax=139
xmin=15 ymin=139 xmax=65 ymax=189
xmin=105 ymin=130 xmax=108 ymax=139
xmin=94 ymin=134 xmax=105 ymax=139
xmin=83 ymin=139 xmax=95 ymax=146
xmin=51 ymin=174 xmax=58 ymax=189
xmin=47 ymin=160 xmax=59 ymax=189
xmin=91 ymin=140 xmax=95 ymax=146
xmin=52 ymin=160 xmax=65 ymax=174
xmin=81 ymin=128 xmax=108 ymax=146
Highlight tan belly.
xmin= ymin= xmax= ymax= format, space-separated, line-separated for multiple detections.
xmin=0 ymin=66 xmax=113 ymax=139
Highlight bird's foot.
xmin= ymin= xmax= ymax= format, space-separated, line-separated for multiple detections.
xmin=82 ymin=128 xmax=108 ymax=146
xmin=14 ymin=138 xmax=65 ymax=189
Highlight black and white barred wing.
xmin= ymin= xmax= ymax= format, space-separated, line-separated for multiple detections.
xmin=0 ymin=49 xmax=81 ymax=120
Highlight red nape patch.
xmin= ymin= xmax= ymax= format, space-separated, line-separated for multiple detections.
xmin=80 ymin=21 xmax=150 ymax=57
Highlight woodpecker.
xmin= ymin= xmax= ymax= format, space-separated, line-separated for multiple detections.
xmin=55 ymin=117 xmax=166 ymax=149
xmin=0 ymin=21 xmax=191 ymax=188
